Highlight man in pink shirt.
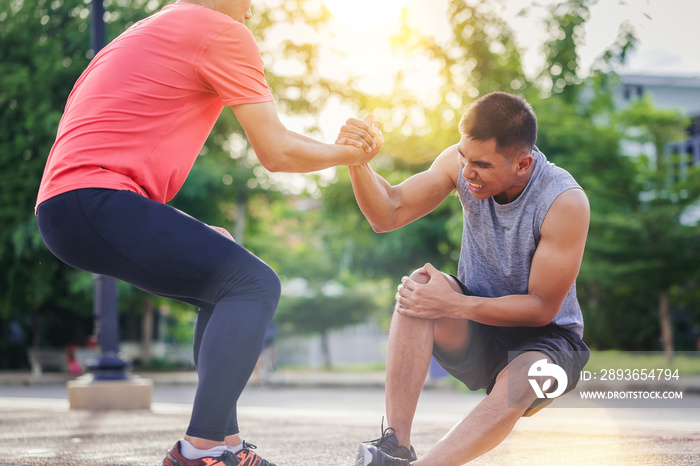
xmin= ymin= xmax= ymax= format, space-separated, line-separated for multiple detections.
xmin=35 ymin=1 xmax=380 ymax=465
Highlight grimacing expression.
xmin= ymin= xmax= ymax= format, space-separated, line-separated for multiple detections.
xmin=457 ymin=136 xmax=525 ymax=204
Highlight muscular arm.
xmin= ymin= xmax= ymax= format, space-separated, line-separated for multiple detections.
xmin=231 ymin=101 xmax=379 ymax=173
xmin=396 ymin=188 xmax=590 ymax=327
xmin=348 ymin=145 xmax=460 ymax=233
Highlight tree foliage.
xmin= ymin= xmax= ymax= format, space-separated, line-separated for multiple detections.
xmin=2 ymin=0 xmax=699 ymax=370
xmin=0 ymin=0 xmax=375 ymax=367
xmin=1 ymin=0 xmax=110 ymax=366
xmin=318 ymin=0 xmax=700 ymax=352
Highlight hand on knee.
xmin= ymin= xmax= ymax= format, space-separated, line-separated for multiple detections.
xmin=407 ymin=269 xmax=430 ymax=285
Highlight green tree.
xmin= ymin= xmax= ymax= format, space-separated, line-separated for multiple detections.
xmin=539 ymin=0 xmax=596 ymax=101
xmin=537 ymin=0 xmax=700 ymax=352
xmin=275 ymin=289 xmax=384 ymax=369
xmin=0 ymin=0 xmax=110 ymax=366
xmin=318 ymin=0 xmax=700 ymax=355
xmin=0 ymin=0 xmax=342 ymax=367
xmin=234 ymin=192 xmax=387 ymax=367
xmin=316 ymin=0 xmax=532 ymax=286
xmin=616 ymin=98 xmax=700 ymax=357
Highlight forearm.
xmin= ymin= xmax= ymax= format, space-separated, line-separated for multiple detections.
xmin=459 ymin=293 xmax=557 ymax=327
xmin=397 ymin=264 xmax=560 ymax=327
xmin=232 ymin=102 xmax=376 ymax=173
xmin=256 ymin=128 xmax=356 ymax=173
xmin=348 ymin=164 xmax=400 ymax=232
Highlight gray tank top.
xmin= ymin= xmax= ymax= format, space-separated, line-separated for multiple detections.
xmin=456 ymin=147 xmax=584 ymax=338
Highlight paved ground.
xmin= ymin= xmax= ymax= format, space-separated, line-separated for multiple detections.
xmin=0 ymin=371 xmax=699 ymax=465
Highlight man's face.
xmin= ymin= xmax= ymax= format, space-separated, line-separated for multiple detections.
xmin=217 ymin=0 xmax=252 ymax=23
xmin=457 ymin=136 xmax=523 ymax=204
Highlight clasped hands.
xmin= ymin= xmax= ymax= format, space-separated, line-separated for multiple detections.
xmin=335 ymin=114 xmax=384 ymax=162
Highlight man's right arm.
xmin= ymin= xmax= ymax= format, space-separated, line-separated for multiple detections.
xmin=231 ymin=101 xmax=380 ymax=173
xmin=348 ymin=145 xmax=460 ymax=233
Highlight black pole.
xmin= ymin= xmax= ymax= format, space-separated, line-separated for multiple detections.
xmin=90 ymin=275 xmax=128 ymax=380
xmin=90 ymin=0 xmax=105 ymax=53
xmin=88 ymin=0 xmax=129 ymax=381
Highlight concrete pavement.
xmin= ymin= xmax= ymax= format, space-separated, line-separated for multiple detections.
xmin=1 ymin=370 xmax=699 ymax=465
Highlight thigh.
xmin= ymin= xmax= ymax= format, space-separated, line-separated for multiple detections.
xmin=490 ymin=350 xmax=551 ymax=411
xmin=37 ymin=189 xmax=267 ymax=306
xmin=503 ymin=325 xmax=590 ymax=394
xmin=488 ymin=325 xmax=590 ymax=417
xmin=432 ymin=320 xmax=500 ymax=391
xmin=433 ymin=273 xmax=470 ymax=358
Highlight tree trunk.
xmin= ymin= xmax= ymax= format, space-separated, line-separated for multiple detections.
xmin=320 ymin=331 xmax=332 ymax=370
xmin=141 ymin=298 xmax=154 ymax=364
xmin=234 ymin=194 xmax=247 ymax=246
xmin=658 ymin=289 xmax=673 ymax=363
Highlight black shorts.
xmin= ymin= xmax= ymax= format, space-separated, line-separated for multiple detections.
xmin=432 ymin=276 xmax=589 ymax=411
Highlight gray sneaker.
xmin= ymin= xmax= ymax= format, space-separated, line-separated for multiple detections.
xmin=356 ymin=443 xmax=411 ymax=466
xmin=356 ymin=423 xmax=417 ymax=465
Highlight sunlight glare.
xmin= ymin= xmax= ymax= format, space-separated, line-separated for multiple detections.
xmin=324 ymin=0 xmax=406 ymax=29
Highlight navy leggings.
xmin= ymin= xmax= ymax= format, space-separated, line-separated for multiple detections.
xmin=36 ymin=188 xmax=281 ymax=441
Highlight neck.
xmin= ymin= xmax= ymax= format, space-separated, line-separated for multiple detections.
xmin=493 ymin=158 xmax=536 ymax=204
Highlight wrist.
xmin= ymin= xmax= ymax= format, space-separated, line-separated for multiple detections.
xmin=451 ymin=293 xmax=472 ymax=320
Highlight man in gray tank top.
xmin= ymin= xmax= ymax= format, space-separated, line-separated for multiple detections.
xmin=337 ymin=92 xmax=590 ymax=466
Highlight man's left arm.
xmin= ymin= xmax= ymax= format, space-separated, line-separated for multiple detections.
xmin=395 ymin=188 xmax=590 ymax=326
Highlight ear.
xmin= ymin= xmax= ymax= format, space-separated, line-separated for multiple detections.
xmin=516 ymin=152 xmax=533 ymax=174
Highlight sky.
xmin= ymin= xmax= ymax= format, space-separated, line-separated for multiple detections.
xmin=580 ymin=0 xmax=700 ymax=76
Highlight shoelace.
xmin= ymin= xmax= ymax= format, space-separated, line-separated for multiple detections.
xmin=228 ymin=442 xmax=274 ymax=466
xmin=365 ymin=427 xmax=397 ymax=448
xmin=241 ymin=441 xmax=258 ymax=450
xmin=364 ymin=417 xmax=397 ymax=448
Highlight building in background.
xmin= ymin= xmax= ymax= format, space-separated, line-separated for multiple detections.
xmin=615 ymin=74 xmax=700 ymax=167
xmin=614 ymin=74 xmax=700 ymax=224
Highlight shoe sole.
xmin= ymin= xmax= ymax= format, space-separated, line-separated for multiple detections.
xmin=356 ymin=444 xmax=373 ymax=466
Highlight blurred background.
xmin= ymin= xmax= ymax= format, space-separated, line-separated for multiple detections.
xmin=1 ymin=0 xmax=699 ymax=376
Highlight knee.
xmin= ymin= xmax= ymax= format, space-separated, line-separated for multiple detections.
xmin=407 ymin=268 xmax=430 ymax=285
xmin=494 ymin=352 xmax=551 ymax=409
xmin=222 ymin=260 xmax=281 ymax=314
xmin=246 ymin=263 xmax=280 ymax=322
xmin=254 ymin=263 xmax=281 ymax=309
xmin=407 ymin=268 xmax=460 ymax=293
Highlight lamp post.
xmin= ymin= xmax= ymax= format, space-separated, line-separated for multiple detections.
xmin=91 ymin=0 xmax=105 ymax=53
xmin=67 ymin=0 xmax=153 ymax=410
xmin=90 ymin=274 xmax=129 ymax=380
xmin=87 ymin=0 xmax=129 ymax=381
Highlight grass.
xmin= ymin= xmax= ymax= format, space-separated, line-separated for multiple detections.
xmin=275 ymin=351 xmax=700 ymax=379
xmin=584 ymin=350 xmax=700 ymax=376
xmin=438 ymin=350 xmax=700 ymax=394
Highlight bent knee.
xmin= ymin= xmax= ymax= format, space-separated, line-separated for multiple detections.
xmin=254 ymin=263 xmax=281 ymax=307
xmin=407 ymin=268 xmax=430 ymax=284
xmin=494 ymin=352 xmax=553 ymax=407
xmin=221 ymin=260 xmax=281 ymax=311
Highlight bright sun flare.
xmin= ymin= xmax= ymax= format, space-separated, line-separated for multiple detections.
xmin=324 ymin=0 xmax=407 ymax=29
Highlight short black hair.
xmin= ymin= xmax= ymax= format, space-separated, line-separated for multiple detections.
xmin=458 ymin=92 xmax=537 ymax=156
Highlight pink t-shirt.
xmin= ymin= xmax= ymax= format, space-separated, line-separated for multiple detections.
xmin=36 ymin=2 xmax=273 ymax=209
